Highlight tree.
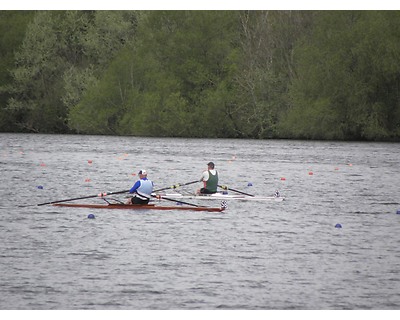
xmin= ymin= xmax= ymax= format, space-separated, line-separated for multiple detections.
xmin=230 ymin=11 xmax=312 ymax=138
xmin=6 ymin=11 xmax=138 ymax=133
xmin=0 ymin=11 xmax=34 ymax=131
xmin=131 ymin=10 xmax=240 ymax=138
xmin=282 ymin=11 xmax=400 ymax=140
xmin=70 ymin=11 xmax=241 ymax=137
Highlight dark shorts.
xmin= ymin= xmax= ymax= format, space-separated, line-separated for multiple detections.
xmin=199 ymin=188 xmax=216 ymax=194
xmin=130 ymin=196 xmax=150 ymax=205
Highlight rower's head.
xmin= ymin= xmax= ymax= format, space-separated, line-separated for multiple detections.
xmin=138 ymin=169 xmax=147 ymax=177
xmin=207 ymin=162 xmax=215 ymax=169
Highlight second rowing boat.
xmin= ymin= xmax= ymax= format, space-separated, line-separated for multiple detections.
xmin=155 ymin=192 xmax=285 ymax=202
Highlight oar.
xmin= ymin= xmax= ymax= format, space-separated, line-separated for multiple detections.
xmin=34 ymin=180 xmax=199 ymax=207
xmin=218 ymin=184 xmax=255 ymax=197
xmin=36 ymin=189 xmax=130 ymax=206
xmin=153 ymin=180 xmax=199 ymax=193
xmin=151 ymin=194 xmax=206 ymax=208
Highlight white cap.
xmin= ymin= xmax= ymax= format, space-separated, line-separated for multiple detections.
xmin=138 ymin=169 xmax=147 ymax=175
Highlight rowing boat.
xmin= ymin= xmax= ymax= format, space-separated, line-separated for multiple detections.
xmin=53 ymin=203 xmax=225 ymax=212
xmin=155 ymin=192 xmax=285 ymax=202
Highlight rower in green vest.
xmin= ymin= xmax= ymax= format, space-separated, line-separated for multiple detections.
xmin=198 ymin=162 xmax=218 ymax=194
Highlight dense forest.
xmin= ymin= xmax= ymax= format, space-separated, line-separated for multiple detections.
xmin=1 ymin=10 xmax=400 ymax=141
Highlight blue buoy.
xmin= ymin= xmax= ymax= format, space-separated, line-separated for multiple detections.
xmin=88 ymin=214 xmax=95 ymax=219
xmin=247 ymin=182 xmax=253 ymax=187
xmin=396 ymin=209 xmax=400 ymax=215
xmin=335 ymin=223 xmax=342 ymax=228
xmin=37 ymin=185 xmax=44 ymax=189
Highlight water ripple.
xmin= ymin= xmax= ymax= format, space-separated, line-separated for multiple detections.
xmin=1 ymin=134 xmax=400 ymax=309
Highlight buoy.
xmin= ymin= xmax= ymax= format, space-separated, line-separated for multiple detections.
xmin=117 ymin=153 xmax=128 ymax=160
xmin=396 ymin=209 xmax=400 ymax=215
xmin=280 ymin=177 xmax=286 ymax=181
xmin=88 ymin=214 xmax=95 ymax=219
xmin=308 ymin=171 xmax=314 ymax=175
xmin=37 ymin=185 xmax=44 ymax=189
xmin=247 ymin=182 xmax=253 ymax=187
xmin=335 ymin=223 xmax=342 ymax=228
xmin=85 ymin=178 xmax=91 ymax=182
xmin=88 ymin=160 xmax=93 ymax=164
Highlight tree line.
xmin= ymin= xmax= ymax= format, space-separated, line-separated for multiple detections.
xmin=1 ymin=10 xmax=400 ymax=141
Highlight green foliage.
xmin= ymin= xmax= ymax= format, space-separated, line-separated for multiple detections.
xmin=70 ymin=11 xmax=240 ymax=137
xmin=282 ymin=11 xmax=400 ymax=140
xmin=229 ymin=11 xmax=312 ymax=138
xmin=5 ymin=11 xmax=138 ymax=133
xmin=3 ymin=10 xmax=400 ymax=140
xmin=0 ymin=11 xmax=34 ymax=131
xmin=135 ymin=11 xmax=241 ymax=138
xmin=69 ymin=47 xmax=135 ymax=134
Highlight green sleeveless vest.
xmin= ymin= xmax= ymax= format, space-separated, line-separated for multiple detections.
xmin=206 ymin=170 xmax=218 ymax=192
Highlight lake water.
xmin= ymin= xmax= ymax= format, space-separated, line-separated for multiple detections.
xmin=1 ymin=133 xmax=399 ymax=310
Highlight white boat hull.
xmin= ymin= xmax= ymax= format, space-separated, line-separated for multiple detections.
xmin=155 ymin=192 xmax=285 ymax=202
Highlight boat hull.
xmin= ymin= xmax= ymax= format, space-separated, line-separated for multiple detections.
xmin=158 ymin=193 xmax=285 ymax=202
xmin=53 ymin=203 xmax=224 ymax=212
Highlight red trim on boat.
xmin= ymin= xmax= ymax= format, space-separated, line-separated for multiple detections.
xmin=53 ymin=203 xmax=224 ymax=212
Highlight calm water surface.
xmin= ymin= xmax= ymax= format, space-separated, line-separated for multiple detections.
xmin=0 ymin=133 xmax=399 ymax=309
